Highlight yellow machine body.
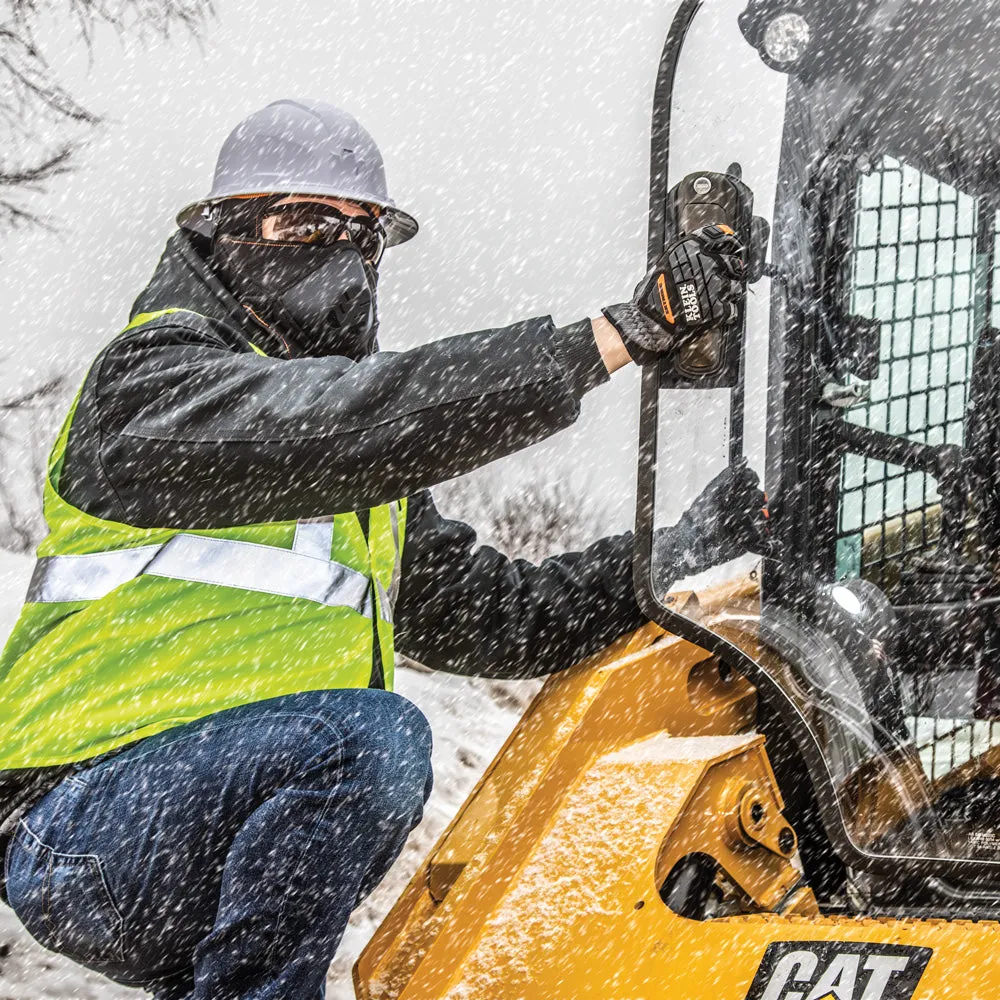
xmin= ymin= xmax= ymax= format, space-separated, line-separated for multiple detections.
xmin=354 ymin=579 xmax=1000 ymax=999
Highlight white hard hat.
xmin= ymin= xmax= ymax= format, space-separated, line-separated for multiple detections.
xmin=178 ymin=99 xmax=419 ymax=247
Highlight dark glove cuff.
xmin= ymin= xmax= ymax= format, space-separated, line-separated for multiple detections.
xmin=601 ymin=303 xmax=661 ymax=366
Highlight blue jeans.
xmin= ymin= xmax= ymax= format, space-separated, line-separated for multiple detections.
xmin=4 ymin=688 xmax=433 ymax=1000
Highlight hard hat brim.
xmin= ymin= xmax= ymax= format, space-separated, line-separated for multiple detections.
xmin=176 ymin=190 xmax=419 ymax=248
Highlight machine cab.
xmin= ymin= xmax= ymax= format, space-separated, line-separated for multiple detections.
xmin=640 ymin=0 xmax=1000 ymax=911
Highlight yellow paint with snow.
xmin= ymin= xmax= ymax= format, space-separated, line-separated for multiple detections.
xmin=355 ymin=586 xmax=1000 ymax=1000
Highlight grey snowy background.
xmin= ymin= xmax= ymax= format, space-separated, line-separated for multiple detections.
xmin=0 ymin=0 xmax=688 ymax=995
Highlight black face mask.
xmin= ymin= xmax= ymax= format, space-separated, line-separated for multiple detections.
xmin=210 ymin=234 xmax=379 ymax=360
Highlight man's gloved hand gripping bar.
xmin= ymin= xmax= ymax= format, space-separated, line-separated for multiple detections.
xmin=603 ymin=224 xmax=747 ymax=365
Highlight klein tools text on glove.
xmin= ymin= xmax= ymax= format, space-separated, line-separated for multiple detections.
xmin=603 ymin=225 xmax=747 ymax=366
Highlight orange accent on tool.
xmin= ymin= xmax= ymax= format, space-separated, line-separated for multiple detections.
xmin=657 ymin=274 xmax=676 ymax=325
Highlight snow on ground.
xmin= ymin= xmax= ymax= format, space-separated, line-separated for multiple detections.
xmin=0 ymin=551 xmax=534 ymax=998
xmin=0 ymin=906 xmax=141 ymax=1000
xmin=0 ymin=551 xmax=32 ymax=640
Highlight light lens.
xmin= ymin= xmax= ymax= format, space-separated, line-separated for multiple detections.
xmin=831 ymin=585 xmax=863 ymax=617
xmin=762 ymin=12 xmax=811 ymax=66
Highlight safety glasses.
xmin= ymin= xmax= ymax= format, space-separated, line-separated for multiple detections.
xmin=260 ymin=201 xmax=387 ymax=265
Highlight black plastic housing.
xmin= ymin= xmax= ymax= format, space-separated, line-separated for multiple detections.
xmin=659 ymin=168 xmax=757 ymax=390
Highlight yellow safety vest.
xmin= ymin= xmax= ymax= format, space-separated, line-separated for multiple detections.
xmin=0 ymin=309 xmax=406 ymax=768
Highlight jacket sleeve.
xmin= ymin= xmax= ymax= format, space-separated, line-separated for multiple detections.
xmin=67 ymin=315 xmax=607 ymax=528
xmin=394 ymin=491 xmax=648 ymax=679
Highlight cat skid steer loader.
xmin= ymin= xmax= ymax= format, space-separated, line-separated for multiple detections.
xmin=356 ymin=1 xmax=1000 ymax=996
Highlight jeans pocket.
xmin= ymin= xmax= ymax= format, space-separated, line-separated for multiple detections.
xmin=7 ymin=823 xmax=124 ymax=968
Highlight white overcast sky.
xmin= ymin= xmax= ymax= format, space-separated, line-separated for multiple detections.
xmin=2 ymin=0 xmax=691 ymax=531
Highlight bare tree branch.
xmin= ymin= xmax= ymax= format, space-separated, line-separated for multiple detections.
xmin=434 ymin=471 xmax=610 ymax=564
xmin=0 ymin=0 xmax=213 ymax=235
xmin=0 ymin=374 xmax=69 ymax=413
xmin=0 ymin=373 xmax=70 ymax=553
xmin=0 ymin=145 xmax=73 ymax=229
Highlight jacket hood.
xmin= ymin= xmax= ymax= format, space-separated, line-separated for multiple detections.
xmin=130 ymin=231 xmax=292 ymax=357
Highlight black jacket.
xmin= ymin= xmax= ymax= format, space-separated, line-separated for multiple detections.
xmin=58 ymin=231 xmax=649 ymax=680
xmin=0 ymin=231 xmax=660 ymax=872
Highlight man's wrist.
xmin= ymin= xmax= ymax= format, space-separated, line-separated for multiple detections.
xmin=591 ymin=315 xmax=634 ymax=373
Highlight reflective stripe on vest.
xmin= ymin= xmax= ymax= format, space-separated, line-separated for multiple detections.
xmin=387 ymin=502 xmax=402 ymax=606
xmin=26 ymin=532 xmax=379 ymax=617
xmin=0 ymin=306 xmax=408 ymax=769
xmin=292 ymin=517 xmax=335 ymax=559
xmin=20 ymin=311 xmax=405 ymax=624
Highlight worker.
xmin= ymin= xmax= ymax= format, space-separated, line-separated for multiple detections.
xmin=0 ymin=100 xmax=764 ymax=999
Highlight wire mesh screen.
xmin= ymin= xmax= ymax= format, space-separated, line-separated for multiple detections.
xmin=913 ymin=717 xmax=1000 ymax=784
xmin=836 ymin=157 xmax=981 ymax=587
xmin=831 ymin=157 xmax=1000 ymax=778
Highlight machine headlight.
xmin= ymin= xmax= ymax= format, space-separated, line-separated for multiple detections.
xmin=761 ymin=11 xmax=812 ymax=67
xmin=830 ymin=585 xmax=863 ymax=617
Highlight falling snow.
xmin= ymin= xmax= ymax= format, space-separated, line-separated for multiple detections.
xmin=3 ymin=0 xmax=1000 ymax=997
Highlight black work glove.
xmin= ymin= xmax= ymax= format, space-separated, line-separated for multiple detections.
xmin=653 ymin=461 xmax=768 ymax=582
xmin=603 ymin=225 xmax=747 ymax=365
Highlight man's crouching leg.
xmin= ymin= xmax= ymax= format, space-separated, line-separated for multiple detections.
xmin=193 ymin=689 xmax=434 ymax=999
xmin=4 ymin=689 xmax=433 ymax=1000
